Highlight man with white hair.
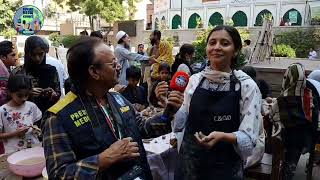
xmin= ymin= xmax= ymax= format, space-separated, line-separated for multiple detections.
xmin=114 ymin=31 xmax=155 ymax=85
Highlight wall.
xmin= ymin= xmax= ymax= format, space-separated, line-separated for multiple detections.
xmin=154 ymin=0 xmax=313 ymax=29
xmin=60 ymin=21 xmax=75 ymax=35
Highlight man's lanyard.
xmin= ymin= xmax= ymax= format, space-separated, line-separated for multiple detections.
xmin=96 ymin=99 xmax=122 ymax=139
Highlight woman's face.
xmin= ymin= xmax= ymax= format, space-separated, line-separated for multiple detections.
xmin=185 ymin=52 xmax=195 ymax=62
xmin=30 ymin=47 xmax=45 ymax=65
xmin=206 ymin=30 xmax=236 ymax=71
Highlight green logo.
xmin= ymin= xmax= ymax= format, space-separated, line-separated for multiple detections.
xmin=13 ymin=5 xmax=44 ymax=35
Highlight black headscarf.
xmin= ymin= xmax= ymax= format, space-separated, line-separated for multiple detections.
xmin=24 ymin=36 xmax=58 ymax=89
xmin=171 ymin=53 xmax=193 ymax=76
xmin=21 ymin=36 xmax=60 ymax=113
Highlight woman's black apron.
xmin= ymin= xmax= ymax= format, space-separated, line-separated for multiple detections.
xmin=175 ymin=76 xmax=243 ymax=180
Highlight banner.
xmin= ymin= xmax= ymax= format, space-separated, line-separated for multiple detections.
xmin=289 ymin=10 xmax=298 ymax=23
xmin=13 ymin=5 xmax=44 ymax=35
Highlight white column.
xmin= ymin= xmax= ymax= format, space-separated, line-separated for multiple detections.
xmin=276 ymin=1 xmax=281 ymax=26
xmin=204 ymin=7 xmax=208 ymax=28
xmin=226 ymin=4 xmax=230 ymax=19
xmin=250 ymin=2 xmax=255 ymax=27
xmin=167 ymin=9 xmax=170 ymax=29
xmin=183 ymin=8 xmax=187 ymax=29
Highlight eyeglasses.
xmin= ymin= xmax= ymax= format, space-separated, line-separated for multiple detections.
xmin=92 ymin=59 xmax=118 ymax=68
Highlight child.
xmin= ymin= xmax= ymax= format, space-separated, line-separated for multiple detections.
xmin=121 ymin=66 xmax=148 ymax=112
xmin=0 ymin=74 xmax=42 ymax=153
xmin=149 ymin=63 xmax=171 ymax=107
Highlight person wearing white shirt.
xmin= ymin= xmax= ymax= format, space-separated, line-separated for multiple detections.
xmin=43 ymin=39 xmax=68 ymax=97
xmin=308 ymin=48 xmax=317 ymax=60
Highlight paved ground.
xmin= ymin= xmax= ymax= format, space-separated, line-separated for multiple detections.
xmin=251 ymin=58 xmax=320 ymax=71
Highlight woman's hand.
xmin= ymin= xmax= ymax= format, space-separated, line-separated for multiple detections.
xmin=32 ymin=88 xmax=44 ymax=97
xmin=42 ymin=88 xmax=58 ymax=99
xmin=194 ymin=131 xmax=226 ymax=149
xmin=98 ymin=137 xmax=140 ymax=170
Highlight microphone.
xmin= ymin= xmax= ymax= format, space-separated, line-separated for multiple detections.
xmin=161 ymin=71 xmax=190 ymax=122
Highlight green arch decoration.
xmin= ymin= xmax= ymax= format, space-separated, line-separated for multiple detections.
xmin=232 ymin=11 xmax=248 ymax=27
xmin=283 ymin=8 xmax=302 ymax=26
xmin=255 ymin=9 xmax=273 ymax=26
xmin=188 ymin=13 xmax=201 ymax=29
xmin=172 ymin=15 xmax=181 ymax=29
xmin=209 ymin=12 xmax=224 ymax=26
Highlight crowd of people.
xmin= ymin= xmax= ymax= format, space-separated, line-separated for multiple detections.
xmin=0 ymin=25 xmax=319 ymax=180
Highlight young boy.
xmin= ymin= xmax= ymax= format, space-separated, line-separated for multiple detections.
xmin=149 ymin=63 xmax=171 ymax=107
xmin=121 ymin=66 xmax=148 ymax=111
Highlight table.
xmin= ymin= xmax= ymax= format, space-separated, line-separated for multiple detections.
xmin=143 ymin=133 xmax=178 ymax=180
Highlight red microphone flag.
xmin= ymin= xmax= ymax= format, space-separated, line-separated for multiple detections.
xmin=170 ymin=71 xmax=190 ymax=92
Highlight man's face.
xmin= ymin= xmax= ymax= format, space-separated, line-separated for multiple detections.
xmin=128 ymin=78 xmax=139 ymax=87
xmin=1 ymin=50 xmax=17 ymax=67
xmin=123 ymin=35 xmax=130 ymax=46
xmin=138 ymin=45 xmax=144 ymax=53
xmin=92 ymin=44 xmax=121 ymax=89
xmin=160 ymin=69 xmax=170 ymax=81
xmin=150 ymin=33 xmax=157 ymax=45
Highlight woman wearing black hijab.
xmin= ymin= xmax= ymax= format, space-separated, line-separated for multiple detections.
xmin=171 ymin=44 xmax=195 ymax=76
xmin=12 ymin=36 xmax=60 ymax=115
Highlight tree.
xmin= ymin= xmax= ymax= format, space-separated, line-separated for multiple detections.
xmin=54 ymin=0 xmax=130 ymax=30
xmin=127 ymin=0 xmax=142 ymax=20
xmin=53 ymin=0 xmax=141 ymax=30
xmin=0 ymin=0 xmax=22 ymax=35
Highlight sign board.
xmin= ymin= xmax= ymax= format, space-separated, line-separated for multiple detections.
xmin=13 ymin=5 xmax=44 ymax=35
xmin=289 ymin=10 xmax=298 ymax=23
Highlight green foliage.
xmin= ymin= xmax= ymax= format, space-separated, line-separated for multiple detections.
xmin=0 ymin=0 xmax=22 ymax=33
xmin=225 ymin=19 xmax=234 ymax=26
xmin=192 ymin=28 xmax=212 ymax=63
xmin=127 ymin=0 xmax=142 ymax=20
xmin=275 ymin=29 xmax=317 ymax=58
xmin=44 ymin=2 xmax=58 ymax=18
xmin=236 ymin=53 xmax=247 ymax=69
xmin=272 ymin=44 xmax=296 ymax=58
xmin=0 ymin=28 xmax=17 ymax=39
xmin=61 ymin=35 xmax=82 ymax=48
xmin=54 ymin=0 xmax=138 ymax=30
xmin=192 ymin=27 xmax=250 ymax=65
xmin=48 ymin=32 xmax=62 ymax=47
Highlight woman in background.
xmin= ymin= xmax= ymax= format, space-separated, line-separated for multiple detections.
xmin=12 ymin=36 xmax=60 ymax=119
xmin=171 ymin=44 xmax=195 ymax=76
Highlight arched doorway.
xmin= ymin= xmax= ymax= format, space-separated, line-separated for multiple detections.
xmin=209 ymin=12 xmax=223 ymax=26
xmin=283 ymin=8 xmax=302 ymax=26
xmin=255 ymin=9 xmax=273 ymax=26
xmin=155 ymin=18 xmax=159 ymax=30
xmin=232 ymin=11 xmax=248 ymax=27
xmin=188 ymin=13 xmax=201 ymax=29
xmin=172 ymin=15 xmax=181 ymax=29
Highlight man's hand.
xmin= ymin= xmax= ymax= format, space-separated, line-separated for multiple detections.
xmin=149 ymin=56 xmax=156 ymax=65
xmin=155 ymin=81 xmax=169 ymax=107
xmin=98 ymin=137 xmax=140 ymax=170
xmin=167 ymin=91 xmax=184 ymax=115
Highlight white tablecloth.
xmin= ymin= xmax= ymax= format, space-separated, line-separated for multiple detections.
xmin=143 ymin=133 xmax=178 ymax=180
